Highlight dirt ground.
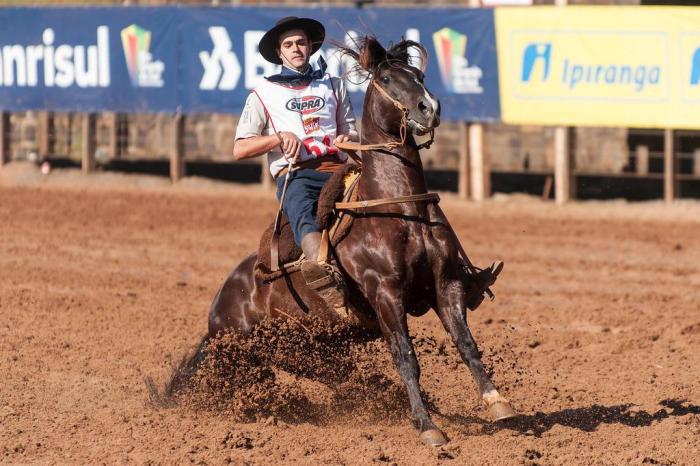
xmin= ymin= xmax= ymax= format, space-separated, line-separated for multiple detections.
xmin=1 ymin=162 xmax=699 ymax=465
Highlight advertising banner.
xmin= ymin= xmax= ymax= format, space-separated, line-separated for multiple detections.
xmin=0 ymin=7 xmax=178 ymax=113
xmin=0 ymin=6 xmax=501 ymax=122
xmin=171 ymin=7 xmax=500 ymax=120
xmin=495 ymin=6 xmax=700 ymax=129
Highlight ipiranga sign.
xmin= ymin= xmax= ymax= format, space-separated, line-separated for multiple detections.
xmin=495 ymin=6 xmax=700 ymax=129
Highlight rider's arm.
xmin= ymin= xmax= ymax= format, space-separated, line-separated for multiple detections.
xmin=233 ymin=93 xmax=278 ymax=160
xmin=333 ymin=77 xmax=359 ymax=143
xmin=233 ymin=135 xmax=281 ymax=161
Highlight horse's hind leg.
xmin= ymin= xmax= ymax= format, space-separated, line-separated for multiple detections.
xmin=435 ymin=279 xmax=518 ymax=421
xmin=208 ymin=253 xmax=266 ymax=337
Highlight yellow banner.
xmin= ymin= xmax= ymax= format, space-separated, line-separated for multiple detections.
xmin=495 ymin=6 xmax=700 ymax=129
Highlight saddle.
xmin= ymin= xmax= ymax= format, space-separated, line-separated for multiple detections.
xmin=254 ymin=164 xmax=361 ymax=282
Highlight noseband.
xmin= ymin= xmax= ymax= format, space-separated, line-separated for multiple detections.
xmin=370 ymin=80 xmax=410 ymax=147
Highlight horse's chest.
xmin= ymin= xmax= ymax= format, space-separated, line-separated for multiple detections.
xmin=348 ymin=215 xmax=437 ymax=283
xmin=396 ymin=222 xmax=434 ymax=269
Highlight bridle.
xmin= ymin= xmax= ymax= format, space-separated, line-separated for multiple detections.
xmin=334 ymin=77 xmax=436 ymax=158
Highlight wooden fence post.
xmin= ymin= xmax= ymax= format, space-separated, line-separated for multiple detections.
xmin=552 ymin=0 xmax=573 ymax=203
xmin=466 ymin=0 xmax=482 ymax=201
xmin=636 ymin=145 xmax=649 ymax=175
xmin=81 ymin=113 xmax=96 ymax=173
xmin=693 ymin=149 xmax=700 ymax=177
xmin=664 ymin=128 xmax=677 ymax=203
xmin=170 ymin=112 xmax=185 ymax=182
xmin=458 ymin=121 xmax=470 ymax=200
xmin=107 ymin=113 xmax=124 ymax=160
xmin=469 ymin=123 xmax=489 ymax=201
xmin=554 ymin=126 xmax=572 ymax=204
xmin=0 ymin=112 xmax=9 ymax=166
xmin=38 ymin=111 xmax=54 ymax=159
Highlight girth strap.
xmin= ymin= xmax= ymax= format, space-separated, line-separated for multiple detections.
xmin=335 ymin=192 xmax=440 ymax=210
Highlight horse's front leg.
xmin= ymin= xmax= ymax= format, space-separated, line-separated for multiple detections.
xmin=371 ymin=283 xmax=448 ymax=447
xmin=435 ymin=278 xmax=518 ymax=421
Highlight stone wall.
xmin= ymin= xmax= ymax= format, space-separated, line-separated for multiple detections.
xmin=5 ymin=111 xmax=636 ymax=174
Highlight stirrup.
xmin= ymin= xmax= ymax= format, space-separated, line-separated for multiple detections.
xmin=465 ymin=260 xmax=504 ymax=311
xmin=480 ymin=261 xmax=503 ymax=290
xmin=300 ymin=260 xmax=348 ymax=315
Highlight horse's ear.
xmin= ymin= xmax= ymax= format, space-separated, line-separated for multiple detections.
xmin=359 ymin=37 xmax=387 ymax=72
xmin=387 ymin=40 xmax=428 ymax=71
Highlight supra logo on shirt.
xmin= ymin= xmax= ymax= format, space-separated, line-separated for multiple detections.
xmin=302 ymin=117 xmax=320 ymax=134
xmin=286 ymin=96 xmax=326 ymax=115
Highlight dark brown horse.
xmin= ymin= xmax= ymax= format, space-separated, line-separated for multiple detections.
xmin=202 ymin=37 xmax=516 ymax=446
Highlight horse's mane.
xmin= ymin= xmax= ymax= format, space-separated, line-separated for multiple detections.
xmin=336 ymin=36 xmax=428 ymax=75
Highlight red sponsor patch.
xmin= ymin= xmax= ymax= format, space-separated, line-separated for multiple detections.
xmin=302 ymin=117 xmax=320 ymax=134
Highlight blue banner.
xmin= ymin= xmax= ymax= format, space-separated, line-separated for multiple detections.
xmin=0 ymin=6 xmax=500 ymax=121
xmin=182 ymin=7 xmax=500 ymax=121
xmin=0 ymin=7 xmax=178 ymax=113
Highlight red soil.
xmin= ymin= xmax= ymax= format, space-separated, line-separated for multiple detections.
xmin=1 ymin=164 xmax=699 ymax=465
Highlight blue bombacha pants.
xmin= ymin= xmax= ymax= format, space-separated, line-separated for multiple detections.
xmin=275 ymin=168 xmax=332 ymax=246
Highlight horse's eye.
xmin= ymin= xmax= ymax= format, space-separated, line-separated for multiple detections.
xmin=380 ymin=76 xmax=390 ymax=84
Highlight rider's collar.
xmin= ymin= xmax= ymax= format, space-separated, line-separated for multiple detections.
xmin=266 ymin=57 xmax=327 ymax=87
xmin=280 ymin=65 xmax=310 ymax=76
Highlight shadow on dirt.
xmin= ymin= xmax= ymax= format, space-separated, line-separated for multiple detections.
xmin=441 ymin=399 xmax=700 ymax=437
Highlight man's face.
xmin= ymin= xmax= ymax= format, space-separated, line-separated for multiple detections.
xmin=278 ymin=29 xmax=311 ymax=71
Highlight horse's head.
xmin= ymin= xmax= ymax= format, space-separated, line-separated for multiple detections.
xmin=341 ymin=37 xmax=441 ymax=139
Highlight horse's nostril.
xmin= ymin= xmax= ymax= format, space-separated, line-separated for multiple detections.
xmin=418 ymin=100 xmax=432 ymax=117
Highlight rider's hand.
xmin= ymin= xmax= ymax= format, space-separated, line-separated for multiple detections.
xmin=333 ymin=134 xmax=353 ymax=146
xmin=278 ymin=132 xmax=301 ymax=163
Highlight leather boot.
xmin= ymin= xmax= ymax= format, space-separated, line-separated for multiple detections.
xmin=300 ymin=232 xmax=348 ymax=314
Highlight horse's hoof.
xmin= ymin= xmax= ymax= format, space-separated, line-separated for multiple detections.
xmin=489 ymin=400 xmax=518 ymax=421
xmin=419 ymin=428 xmax=448 ymax=447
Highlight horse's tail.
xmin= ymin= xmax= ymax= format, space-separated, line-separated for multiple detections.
xmin=145 ymin=334 xmax=211 ymax=408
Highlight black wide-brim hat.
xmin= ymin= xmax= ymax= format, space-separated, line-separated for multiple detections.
xmin=258 ymin=16 xmax=325 ymax=65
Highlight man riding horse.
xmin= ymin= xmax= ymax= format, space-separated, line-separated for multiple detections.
xmin=163 ymin=24 xmax=519 ymax=447
xmin=233 ymin=16 xmax=355 ymax=313
xmin=233 ymin=16 xmax=502 ymax=315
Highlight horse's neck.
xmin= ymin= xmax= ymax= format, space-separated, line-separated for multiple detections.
xmin=358 ymin=122 xmax=428 ymax=199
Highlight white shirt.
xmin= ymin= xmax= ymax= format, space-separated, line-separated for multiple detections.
xmin=235 ymin=73 xmax=358 ymax=177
